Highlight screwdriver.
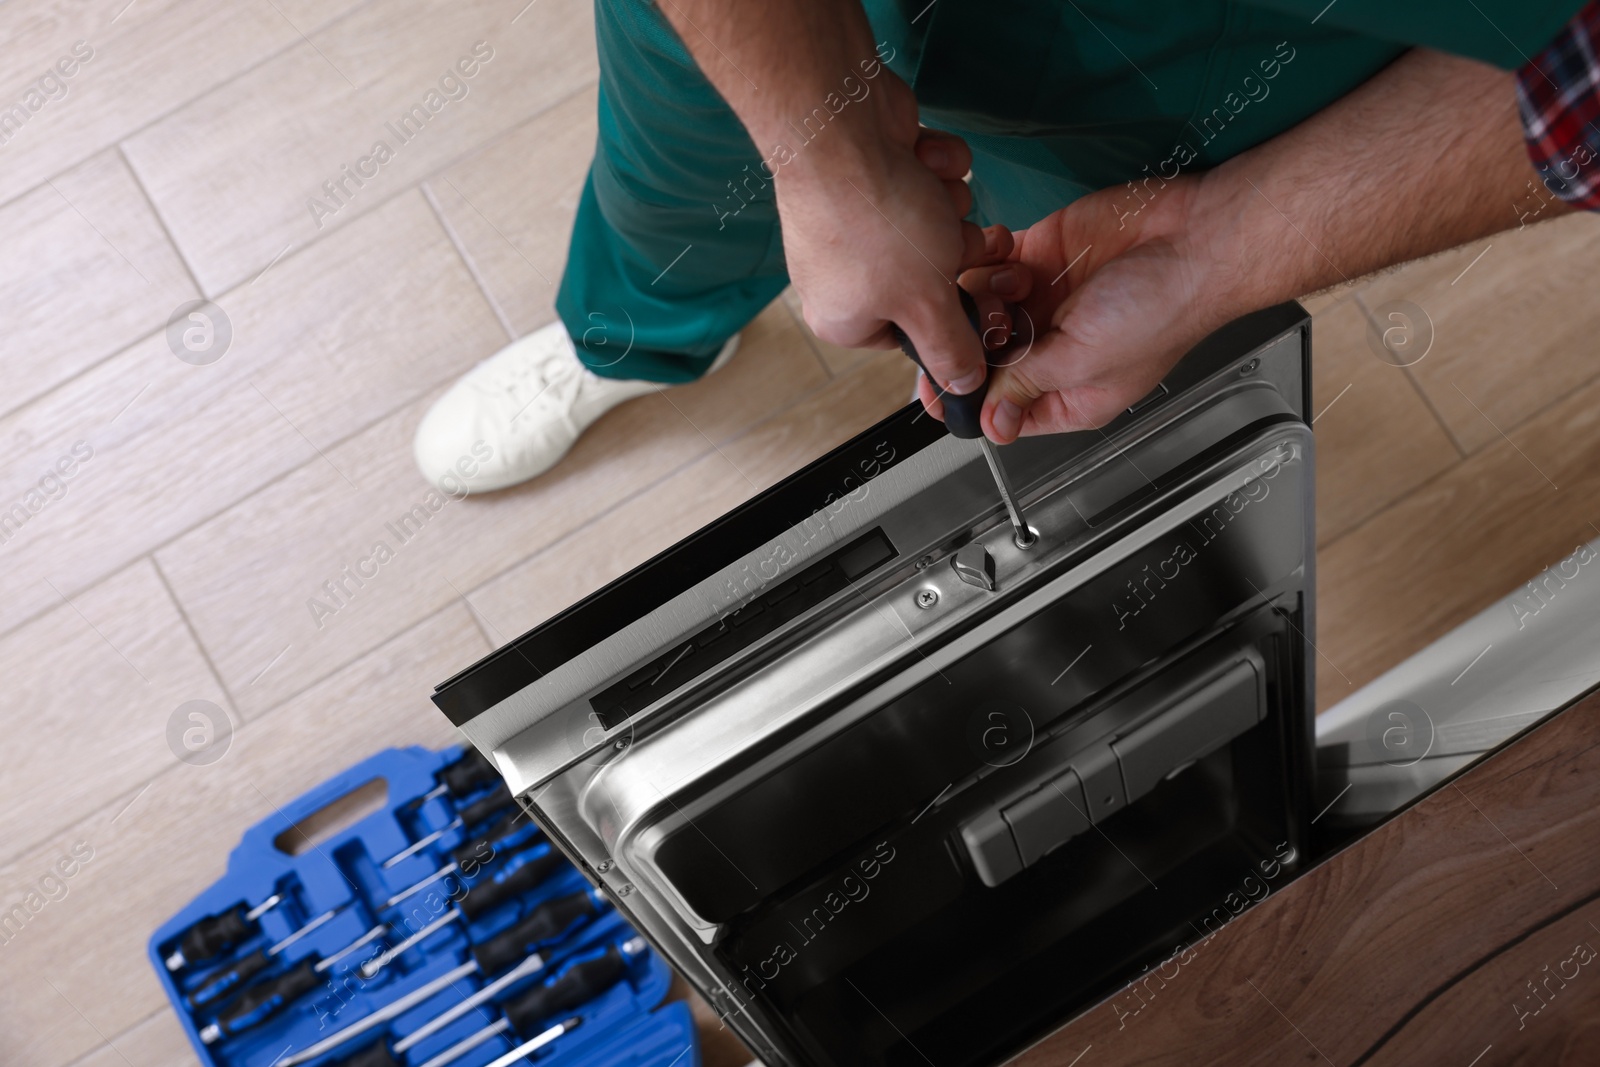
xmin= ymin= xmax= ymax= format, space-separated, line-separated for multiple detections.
xmin=415 ymin=943 xmax=636 ymax=1067
xmin=276 ymin=889 xmax=610 ymax=1067
xmin=393 ymin=936 xmax=644 ymax=1058
xmin=360 ymin=861 xmax=585 ymax=978
xmin=327 ymin=1015 xmax=582 ymax=1067
xmin=383 ymin=786 xmax=522 ymax=869
xmin=199 ymin=852 xmax=571 ymax=1044
xmin=894 ymin=290 xmax=1035 ymax=549
xmin=164 ymin=895 xmax=285 ymax=971
xmin=417 ymin=748 xmax=502 ymax=805
xmin=384 ymin=821 xmax=540 ymax=910
xmin=186 ymin=904 xmax=361 ymax=1008
xmin=199 ymin=814 xmax=543 ymax=1003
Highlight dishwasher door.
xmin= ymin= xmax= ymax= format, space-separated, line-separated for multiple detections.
xmin=433 ymin=304 xmax=1317 ymax=1067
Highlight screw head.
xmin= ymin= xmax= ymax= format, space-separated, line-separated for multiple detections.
xmin=597 ymin=860 xmax=613 ymax=873
xmin=915 ymin=555 xmax=935 ymax=570
xmin=1239 ymin=358 xmax=1260 ymax=376
xmin=915 ymin=588 xmax=939 ymax=609
xmin=617 ymin=884 xmax=634 ymax=897
xmin=614 ymin=737 xmax=630 ymax=750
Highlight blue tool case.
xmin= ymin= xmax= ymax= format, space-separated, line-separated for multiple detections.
xmin=149 ymin=745 xmax=695 ymax=1067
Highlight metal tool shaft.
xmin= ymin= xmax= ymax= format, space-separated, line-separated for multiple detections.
xmin=979 ymin=440 xmax=1033 ymax=547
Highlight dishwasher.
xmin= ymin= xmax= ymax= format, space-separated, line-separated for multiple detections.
xmin=429 ymin=303 xmax=1318 ymax=1067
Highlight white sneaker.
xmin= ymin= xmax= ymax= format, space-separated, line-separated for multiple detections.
xmin=414 ymin=320 xmax=739 ymax=494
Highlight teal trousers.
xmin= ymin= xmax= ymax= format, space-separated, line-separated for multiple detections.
xmin=556 ymin=0 xmax=1575 ymax=382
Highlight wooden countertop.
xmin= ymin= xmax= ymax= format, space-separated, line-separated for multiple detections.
xmin=1010 ymin=688 xmax=1600 ymax=1067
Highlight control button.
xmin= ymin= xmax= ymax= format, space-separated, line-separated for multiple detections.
xmin=1072 ymin=743 xmax=1126 ymax=824
xmin=1002 ymin=770 xmax=1090 ymax=866
xmin=959 ymin=809 xmax=1023 ymax=888
xmin=1112 ymin=659 xmax=1260 ymax=804
xmin=952 ymin=543 xmax=996 ymax=591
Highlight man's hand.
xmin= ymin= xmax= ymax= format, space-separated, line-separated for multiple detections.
xmin=949 ymin=48 xmax=1567 ymax=443
xmin=780 ymin=111 xmax=1010 ymax=396
xmin=655 ymin=0 xmax=1002 ymax=398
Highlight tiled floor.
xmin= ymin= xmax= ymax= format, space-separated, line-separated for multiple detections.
xmin=4 ymin=5 xmax=1599 ymax=1066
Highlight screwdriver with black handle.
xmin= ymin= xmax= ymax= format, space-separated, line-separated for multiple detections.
xmin=414 ymin=944 xmax=636 ymax=1067
xmin=197 ymin=853 xmax=573 ymax=1045
xmin=360 ymin=865 xmax=594 ymax=978
xmin=419 ymin=748 xmax=502 ymax=804
xmin=383 ymin=785 xmax=525 ymax=869
xmin=894 ymin=290 xmax=1034 ymax=548
xmin=168 ymin=751 xmax=500 ymax=973
xmin=164 ymin=895 xmax=286 ymax=971
xmin=189 ymin=829 xmax=545 ymax=1009
xmin=275 ymin=889 xmax=611 ymax=1067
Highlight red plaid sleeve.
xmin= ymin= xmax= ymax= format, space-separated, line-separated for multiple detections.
xmin=1516 ymin=0 xmax=1600 ymax=209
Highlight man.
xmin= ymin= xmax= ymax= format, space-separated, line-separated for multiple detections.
xmin=413 ymin=0 xmax=1595 ymax=494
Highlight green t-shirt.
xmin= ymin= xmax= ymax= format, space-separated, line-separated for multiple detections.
xmin=864 ymin=0 xmax=1581 ymax=226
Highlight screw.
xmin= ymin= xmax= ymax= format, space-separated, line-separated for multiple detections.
xmin=597 ymin=860 xmax=613 ymax=873
xmin=617 ymin=884 xmax=633 ymax=897
xmin=916 ymin=589 xmax=939 ymax=609
xmin=1239 ymin=358 xmax=1260 ymax=376
xmin=614 ymin=737 xmax=630 ymax=750
xmin=915 ymin=555 xmax=934 ymax=570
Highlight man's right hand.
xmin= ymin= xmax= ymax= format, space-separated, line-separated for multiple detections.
xmin=775 ymin=72 xmax=1006 ymax=398
xmin=653 ymin=0 xmax=1007 ymax=408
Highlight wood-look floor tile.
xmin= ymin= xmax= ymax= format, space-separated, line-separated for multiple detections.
xmin=730 ymin=349 xmax=920 ymax=489
xmin=778 ymin=285 xmax=888 ymax=377
xmin=0 ymin=559 xmax=230 ymax=867
xmin=156 ymin=300 xmax=825 ymax=715
xmin=63 ymin=1008 xmax=195 ymax=1067
xmin=0 ymin=0 xmax=333 ymax=207
xmin=122 ymin=0 xmax=597 ymax=293
xmin=0 ymin=607 xmax=481 ymax=1067
xmin=1296 ymin=278 xmax=1360 ymax=318
xmin=1316 ymin=370 xmax=1600 ymax=712
xmin=424 ymin=84 xmax=597 ymax=336
xmin=1310 ymin=299 xmax=1461 ymax=545
xmin=1357 ymin=213 xmax=1600 ymax=452
xmin=0 ymin=149 xmax=197 ymax=415
xmin=0 ymin=191 xmax=503 ymax=639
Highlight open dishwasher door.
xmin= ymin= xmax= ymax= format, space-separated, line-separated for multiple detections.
xmin=431 ymin=304 xmax=1319 ymax=1067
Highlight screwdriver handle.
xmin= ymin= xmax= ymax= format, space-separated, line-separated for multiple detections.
xmin=330 ymin=1039 xmax=401 ymax=1067
xmin=892 ymin=288 xmax=987 ymax=440
xmin=504 ymin=948 xmax=627 ymax=1036
xmin=179 ymin=904 xmax=256 ymax=967
xmin=458 ymin=786 xmax=517 ymax=828
xmin=188 ymin=948 xmax=270 ymax=1008
xmin=471 ymin=891 xmax=599 ymax=976
xmin=460 ymin=852 xmax=566 ymax=923
xmin=216 ymin=956 xmax=321 ymax=1037
xmin=440 ymin=749 xmax=499 ymax=797
xmin=449 ymin=817 xmax=542 ymax=869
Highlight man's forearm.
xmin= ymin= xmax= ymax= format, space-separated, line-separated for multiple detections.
xmin=1200 ymin=48 xmax=1568 ymax=304
xmin=654 ymin=0 xmax=898 ymax=160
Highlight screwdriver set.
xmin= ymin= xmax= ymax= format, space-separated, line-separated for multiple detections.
xmin=149 ymin=745 xmax=695 ymax=1067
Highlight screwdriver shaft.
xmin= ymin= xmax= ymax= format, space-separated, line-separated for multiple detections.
xmin=277 ymin=959 xmax=479 ymax=1067
xmin=360 ymin=908 xmax=460 ymax=977
xmin=979 ymin=440 xmax=1033 ymax=547
xmin=393 ymin=950 xmax=548 ymax=1054
xmin=383 ymin=818 xmax=463 ymax=869
xmin=480 ymin=1018 xmax=579 ymax=1067
xmin=269 ymin=906 xmax=337 ymax=956
xmin=416 ymin=1018 xmax=508 ymax=1067
xmin=245 ymin=895 xmax=284 ymax=922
